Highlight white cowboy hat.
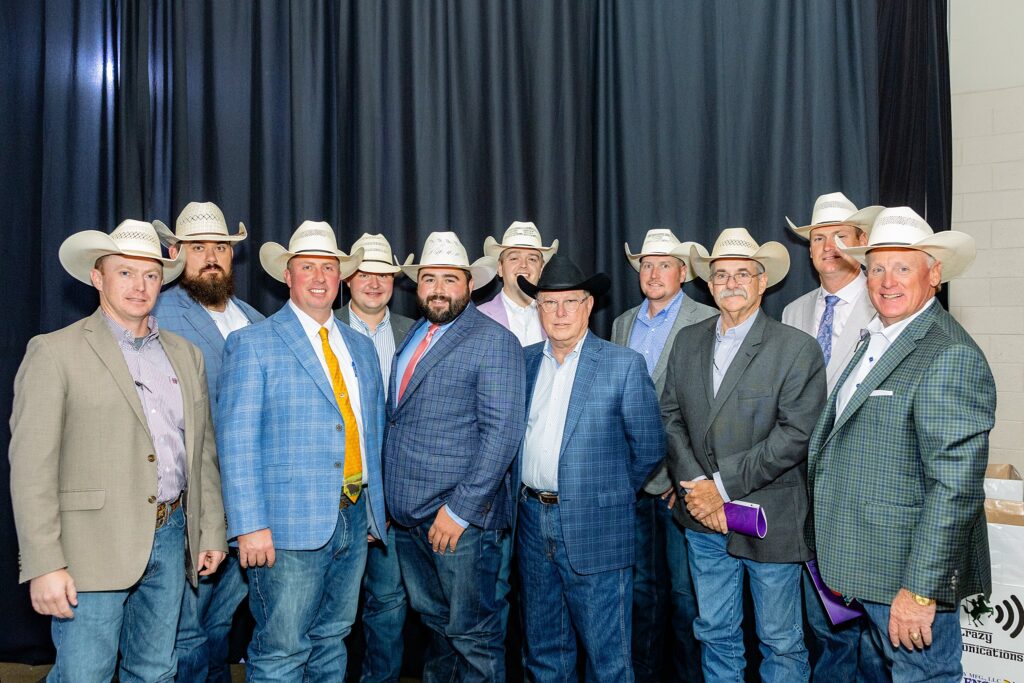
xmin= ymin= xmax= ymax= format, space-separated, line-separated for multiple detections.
xmin=690 ymin=227 xmax=791 ymax=288
xmin=400 ymin=231 xmax=497 ymax=290
xmin=837 ymin=206 xmax=975 ymax=283
xmin=786 ymin=192 xmax=884 ymax=240
xmin=59 ymin=219 xmax=184 ymax=285
xmin=259 ymin=221 xmax=363 ymax=283
xmin=348 ymin=233 xmax=403 ymax=275
xmin=153 ymin=201 xmax=247 ymax=245
xmin=482 ymin=221 xmax=559 ymax=262
xmin=624 ymin=228 xmax=708 ymax=281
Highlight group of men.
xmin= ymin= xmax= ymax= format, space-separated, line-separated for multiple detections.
xmin=8 ymin=191 xmax=995 ymax=683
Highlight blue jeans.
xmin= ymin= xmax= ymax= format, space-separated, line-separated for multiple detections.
xmin=517 ymin=495 xmax=633 ymax=683
xmin=245 ymin=499 xmax=367 ymax=682
xmin=361 ymin=524 xmax=407 ymax=683
xmin=686 ymin=529 xmax=808 ymax=683
xmin=801 ymin=567 xmax=887 ymax=683
xmin=394 ymin=521 xmax=505 ymax=682
xmin=176 ymin=552 xmax=248 ymax=682
xmin=861 ymin=601 xmax=963 ymax=682
xmin=48 ymin=505 xmax=186 ymax=683
xmin=631 ymin=494 xmax=669 ymax=682
xmin=665 ymin=506 xmax=703 ymax=683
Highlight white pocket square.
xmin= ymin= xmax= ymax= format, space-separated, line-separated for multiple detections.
xmin=870 ymin=389 xmax=893 ymax=397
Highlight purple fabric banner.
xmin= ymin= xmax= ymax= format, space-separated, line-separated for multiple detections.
xmin=806 ymin=559 xmax=865 ymax=626
xmin=723 ymin=500 xmax=767 ymax=538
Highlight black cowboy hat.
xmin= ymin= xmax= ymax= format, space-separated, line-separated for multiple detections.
xmin=518 ymin=253 xmax=610 ymax=299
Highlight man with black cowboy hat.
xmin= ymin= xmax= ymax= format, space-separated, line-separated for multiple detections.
xmin=516 ymin=253 xmax=664 ymax=682
xmin=808 ymin=207 xmax=995 ymax=681
xmin=153 ymin=201 xmax=264 ymax=682
xmin=662 ymin=228 xmax=826 ymax=683
xmin=9 ymin=219 xmax=227 ymax=681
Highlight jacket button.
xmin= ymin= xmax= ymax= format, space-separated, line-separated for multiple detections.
xmin=336 ymin=424 xmax=343 ymax=432
xmin=148 ymin=495 xmax=156 ymax=504
xmin=147 ymin=454 xmax=156 ymax=462
xmin=334 ymin=462 xmax=341 ymax=468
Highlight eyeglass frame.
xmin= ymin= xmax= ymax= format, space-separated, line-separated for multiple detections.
xmin=708 ymin=263 xmax=765 ymax=286
xmin=537 ymin=293 xmax=591 ymax=313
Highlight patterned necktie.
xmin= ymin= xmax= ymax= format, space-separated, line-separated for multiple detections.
xmin=816 ymin=295 xmax=840 ymax=366
xmin=318 ymin=327 xmax=362 ymax=502
xmin=398 ymin=323 xmax=440 ymax=402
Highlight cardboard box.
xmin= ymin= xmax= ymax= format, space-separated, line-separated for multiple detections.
xmin=984 ymin=463 xmax=1024 ymax=502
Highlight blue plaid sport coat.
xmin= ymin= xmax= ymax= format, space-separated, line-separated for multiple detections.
xmin=518 ymin=333 xmax=665 ymax=575
xmin=216 ymin=303 xmax=387 ymax=548
xmin=153 ymin=285 xmax=264 ymax=403
xmin=383 ymin=302 xmax=526 ymax=529
xmin=807 ymin=301 xmax=996 ymax=606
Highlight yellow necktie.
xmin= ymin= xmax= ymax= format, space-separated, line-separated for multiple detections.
xmin=318 ymin=327 xmax=362 ymax=502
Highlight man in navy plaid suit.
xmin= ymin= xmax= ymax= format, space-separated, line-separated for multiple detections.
xmin=516 ymin=254 xmax=665 ymax=683
xmin=383 ymin=232 xmax=525 ymax=682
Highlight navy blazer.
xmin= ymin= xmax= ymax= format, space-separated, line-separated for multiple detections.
xmin=383 ymin=302 xmax=526 ymax=529
xmin=520 ymin=333 xmax=665 ymax=575
xmin=153 ymin=285 xmax=264 ymax=402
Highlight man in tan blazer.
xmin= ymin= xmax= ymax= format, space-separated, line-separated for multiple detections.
xmin=8 ymin=220 xmax=227 ymax=682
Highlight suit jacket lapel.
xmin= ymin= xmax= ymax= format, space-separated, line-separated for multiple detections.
xmin=559 ymin=334 xmax=599 ymax=455
xmin=651 ymin=296 xmax=702 ymax=388
xmin=181 ymin=294 xmax=224 ymax=354
xmin=273 ymin=307 xmax=340 ymax=413
xmin=704 ymin=312 xmax=766 ymax=429
xmin=83 ymin=310 xmax=151 ymax=435
xmin=612 ymin=305 xmax=640 ymax=347
xmin=699 ymin=318 xmax=717 ymax=406
xmin=826 ymin=292 xmax=876 ymax=379
xmin=395 ymin=309 xmax=472 ymax=410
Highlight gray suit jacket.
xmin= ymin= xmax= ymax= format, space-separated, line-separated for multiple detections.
xmin=611 ymin=295 xmax=718 ymax=494
xmin=335 ymin=305 xmax=415 ymax=348
xmin=661 ymin=311 xmax=826 ymax=563
xmin=781 ymin=282 xmax=876 ymax=395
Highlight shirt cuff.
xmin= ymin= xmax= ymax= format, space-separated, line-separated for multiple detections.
xmin=712 ymin=471 xmax=731 ymax=503
xmin=682 ymin=474 xmax=707 ymax=492
xmin=444 ymin=504 xmax=469 ymax=529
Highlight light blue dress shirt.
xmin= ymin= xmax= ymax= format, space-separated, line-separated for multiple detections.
xmin=628 ymin=290 xmax=685 ymax=376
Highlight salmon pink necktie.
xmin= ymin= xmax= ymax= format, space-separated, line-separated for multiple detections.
xmin=398 ymin=323 xmax=439 ymax=401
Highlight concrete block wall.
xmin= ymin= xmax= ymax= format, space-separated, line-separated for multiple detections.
xmin=951 ymin=85 xmax=1024 ymax=471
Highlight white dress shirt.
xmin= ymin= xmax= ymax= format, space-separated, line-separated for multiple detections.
xmin=813 ymin=273 xmax=867 ymax=341
xmin=522 ymin=332 xmax=588 ymax=492
xmin=501 ymin=291 xmax=545 ymax=346
xmin=206 ymin=299 xmax=251 ymax=338
xmin=835 ymin=298 xmax=936 ymax=419
xmin=288 ymin=300 xmax=368 ymax=482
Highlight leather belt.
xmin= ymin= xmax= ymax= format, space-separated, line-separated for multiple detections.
xmin=522 ymin=486 xmax=559 ymax=505
xmin=156 ymin=496 xmax=182 ymax=529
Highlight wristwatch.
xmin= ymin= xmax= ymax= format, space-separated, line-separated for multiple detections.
xmin=911 ymin=592 xmax=936 ymax=606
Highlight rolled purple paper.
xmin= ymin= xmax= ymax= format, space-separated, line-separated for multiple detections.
xmin=806 ymin=559 xmax=865 ymax=626
xmin=723 ymin=500 xmax=767 ymax=538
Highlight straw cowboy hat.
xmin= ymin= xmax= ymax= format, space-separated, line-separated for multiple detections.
xmin=153 ymin=201 xmax=247 ymax=245
xmin=59 ymin=219 xmax=184 ymax=285
xmin=483 ymin=221 xmax=559 ymax=262
xmin=837 ymin=206 xmax=976 ymax=282
xmin=400 ymin=232 xmax=497 ymax=290
xmin=259 ymin=221 xmax=363 ymax=283
xmin=690 ymin=227 xmax=791 ymax=288
xmin=785 ymin=192 xmax=884 ymax=240
xmin=624 ymin=228 xmax=709 ymax=281
xmin=518 ymin=252 xmax=610 ymax=299
xmin=348 ymin=233 xmax=403 ymax=275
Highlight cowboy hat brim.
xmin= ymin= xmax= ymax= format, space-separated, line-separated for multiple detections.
xmin=152 ymin=219 xmax=247 ymax=246
xmin=353 ymin=258 xmax=403 ymax=276
xmin=625 ymin=241 xmax=707 ymax=282
xmin=838 ymin=230 xmax=976 ymax=283
xmin=59 ymin=230 xmax=184 ymax=285
xmin=482 ymin=236 xmax=559 ymax=262
xmin=259 ymin=244 xmax=364 ymax=283
xmin=518 ymin=272 xmax=611 ymax=299
xmin=399 ymin=254 xmax=497 ymax=291
xmin=690 ymin=241 xmax=791 ymax=288
xmin=786 ymin=205 xmax=885 ymax=240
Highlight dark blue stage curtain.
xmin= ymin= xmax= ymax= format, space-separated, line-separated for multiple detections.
xmin=0 ymin=0 xmax=948 ymax=666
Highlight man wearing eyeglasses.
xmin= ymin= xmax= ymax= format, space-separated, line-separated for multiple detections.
xmin=516 ymin=253 xmax=664 ymax=682
xmin=661 ymin=228 xmax=825 ymax=683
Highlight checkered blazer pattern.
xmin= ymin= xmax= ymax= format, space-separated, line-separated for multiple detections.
xmin=383 ymin=303 xmax=526 ymax=529
xmin=154 ymin=285 xmax=264 ymax=403
xmin=216 ymin=303 xmax=387 ymax=549
xmin=807 ymin=302 xmax=996 ymax=606
xmin=520 ymin=333 xmax=665 ymax=575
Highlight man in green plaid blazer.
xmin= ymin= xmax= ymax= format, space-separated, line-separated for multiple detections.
xmin=807 ymin=207 xmax=996 ymax=682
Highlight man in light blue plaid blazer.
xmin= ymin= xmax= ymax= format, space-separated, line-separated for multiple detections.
xmin=808 ymin=207 xmax=996 ymax=682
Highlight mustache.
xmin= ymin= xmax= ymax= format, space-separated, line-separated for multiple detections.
xmin=715 ymin=287 xmax=748 ymax=300
xmin=426 ymin=295 xmax=451 ymax=305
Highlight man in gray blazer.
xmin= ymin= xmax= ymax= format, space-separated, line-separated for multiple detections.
xmin=337 ymin=233 xmax=414 ymax=683
xmin=662 ymin=228 xmax=825 ymax=683
xmin=611 ymin=228 xmax=716 ymax=683
xmin=782 ymin=193 xmax=885 ymax=681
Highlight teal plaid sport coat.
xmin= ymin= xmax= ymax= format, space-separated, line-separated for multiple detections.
xmin=807 ymin=300 xmax=996 ymax=607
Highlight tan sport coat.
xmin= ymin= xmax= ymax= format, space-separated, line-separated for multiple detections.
xmin=9 ymin=308 xmax=227 ymax=591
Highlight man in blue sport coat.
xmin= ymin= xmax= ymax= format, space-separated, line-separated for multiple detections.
xmin=516 ymin=254 xmax=665 ymax=682
xmin=217 ymin=222 xmax=385 ymax=682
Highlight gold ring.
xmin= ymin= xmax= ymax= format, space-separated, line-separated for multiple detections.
xmin=910 ymin=632 xmax=922 ymax=641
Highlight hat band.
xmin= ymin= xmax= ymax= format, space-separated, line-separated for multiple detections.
xmin=363 ymin=258 xmax=393 ymax=265
xmin=294 ymin=248 xmax=339 ymax=255
xmin=870 ymin=241 xmax=914 ymax=247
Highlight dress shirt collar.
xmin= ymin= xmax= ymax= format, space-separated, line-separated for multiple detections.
xmin=289 ymin=299 xmax=338 ymax=339
xmin=347 ymin=303 xmax=391 ymax=335
xmin=715 ymin=308 xmax=759 ymax=343
xmin=637 ymin=290 xmax=684 ymax=327
xmin=865 ymin=297 xmax=935 ymax=344
xmin=819 ymin=272 xmax=866 ymax=306
xmin=542 ymin=330 xmax=588 ymax=367
xmin=501 ymin=289 xmax=538 ymax=312
xmin=102 ymin=310 xmax=159 ymax=346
